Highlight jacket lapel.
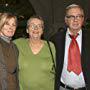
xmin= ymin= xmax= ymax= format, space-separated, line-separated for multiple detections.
xmin=81 ymin=29 xmax=88 ymax=82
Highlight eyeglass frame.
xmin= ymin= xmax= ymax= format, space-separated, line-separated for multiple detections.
xmin=28 ymin=23 xmax=44 ymax=30
xmin=65 ymin=15 xmax=84 ymax=20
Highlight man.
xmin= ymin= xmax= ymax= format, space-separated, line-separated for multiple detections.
xmin=51 ymin=4 xmax=90 ymax=90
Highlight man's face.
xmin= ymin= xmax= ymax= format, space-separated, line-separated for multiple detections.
xmin=0 ymin=18 xmax=17 ymax=38
xmin=65 ymin=7 xmax=84 ymax=34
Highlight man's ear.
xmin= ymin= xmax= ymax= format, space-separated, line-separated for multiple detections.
xmin=26 ymin=29 xmax=29 ymax=33
xmin=65 ymin=16 xmax=69 ymax=26
xmin=65 ymin=16 xmax=67 ymax=24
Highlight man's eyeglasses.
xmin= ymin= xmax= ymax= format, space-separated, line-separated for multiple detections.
xmin=66 ymin=15 xmax=84 ymax=20
xmin=29 ymin=24 xmax=43 ymax=30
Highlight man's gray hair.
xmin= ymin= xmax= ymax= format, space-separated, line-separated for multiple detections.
xmin=65 ymin=4 xmax=84 ymax=16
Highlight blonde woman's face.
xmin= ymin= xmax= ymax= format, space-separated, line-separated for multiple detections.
xmin=27 ymin=18 xmax=43 ymax=40
xmin=0 ymin=18 xmax=17 ymax=38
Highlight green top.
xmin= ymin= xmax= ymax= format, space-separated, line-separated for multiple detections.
xmin=14 ymin=38 xmax=56 ymax=90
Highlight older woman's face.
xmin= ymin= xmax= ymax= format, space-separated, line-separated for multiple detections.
xmin=1 ymin=17 xmax=17 ymax=38
xmin=27 ymin=18 xmax=43 ymax=40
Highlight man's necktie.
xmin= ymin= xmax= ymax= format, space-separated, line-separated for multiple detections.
xmin=67 ymin=34 xmax=82 ymax=75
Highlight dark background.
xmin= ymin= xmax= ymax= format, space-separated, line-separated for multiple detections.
xmin=0 ymin=0 xmax=90 ymax=39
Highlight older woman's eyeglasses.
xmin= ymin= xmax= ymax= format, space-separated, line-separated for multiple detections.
xmin=29 ymin=24 xmax=43 ymax=30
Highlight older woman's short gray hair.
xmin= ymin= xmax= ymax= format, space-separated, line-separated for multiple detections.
xmin=27 ymin=15 xmax=44 ymax=29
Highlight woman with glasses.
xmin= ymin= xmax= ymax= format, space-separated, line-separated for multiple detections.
xmin=14 ymin=15 xmax=56 ymax=90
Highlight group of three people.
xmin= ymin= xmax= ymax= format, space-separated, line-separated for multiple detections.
xmin=0 ymin=3 xmax=90 ymax=90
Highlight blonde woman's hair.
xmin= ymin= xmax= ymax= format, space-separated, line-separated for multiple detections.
xmin=0 ymin=12 xmax=17 ymax=30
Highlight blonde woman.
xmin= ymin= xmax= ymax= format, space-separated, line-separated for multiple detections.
xmin=0 ymin=12 xmax=19 ymax=90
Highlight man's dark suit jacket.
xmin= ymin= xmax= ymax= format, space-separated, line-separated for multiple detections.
xmin=51 ymin=27 xmax=90 ymax=90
